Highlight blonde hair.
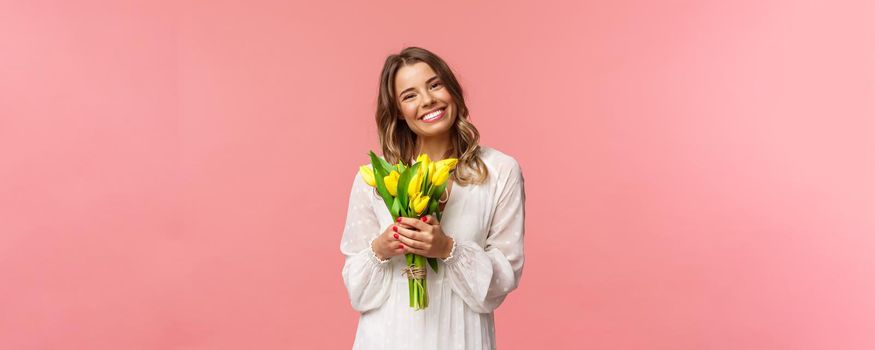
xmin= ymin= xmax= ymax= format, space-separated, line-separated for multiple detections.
xmin=374 ymin=46 xmax=488 ymax=186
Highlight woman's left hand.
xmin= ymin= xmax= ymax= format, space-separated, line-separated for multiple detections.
xmin=393 ymin=214 xmax=454 ymax=259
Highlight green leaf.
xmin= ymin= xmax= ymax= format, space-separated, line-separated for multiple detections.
xmin=377 ymin=152 xmax=394 ymax=175
xmin=390 ymin=196 xmax=401 ymax=218
xmin=369 ymin=150 xmax=394 ymax=176
xmin=396 ymin=162 xmax=421 ymax=217
xmin=421 ymin=165 xmax=429 ymax=194
xmin=369 ymin=152 xmax=394 ymax=210
xmin=428 ymin=199 xmax=439 ymax=217
xmin=427 ymin=257 xmax=438 ymax=273
xmin=431 ymin=182 xmax=447 ymax=199
xmin=429 ymin=182 xmax=448 ymax=217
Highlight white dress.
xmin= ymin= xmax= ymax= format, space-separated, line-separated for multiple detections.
xmin=340 ymin=145 xmax=526 ymax=350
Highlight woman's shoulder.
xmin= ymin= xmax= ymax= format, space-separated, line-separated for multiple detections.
xmin=478 ymin=145 xmax=521 ymax=173
xmin=477 ymin=145 xmax=523 ymax=189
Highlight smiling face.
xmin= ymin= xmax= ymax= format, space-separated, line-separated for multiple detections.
xmin=394 ymin=61 xmax=456 ymax=138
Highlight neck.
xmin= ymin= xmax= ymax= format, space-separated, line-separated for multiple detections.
xmin=413 ymin=133 xmax=453 ymax=163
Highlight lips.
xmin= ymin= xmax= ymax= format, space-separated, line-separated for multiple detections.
xmin=419 ymin=107 xmax=446 ymax=120
xmin=419 ymin=107 xmax=446 ymax=119
xmin=419 ymin=108 xmax=446 ymax=123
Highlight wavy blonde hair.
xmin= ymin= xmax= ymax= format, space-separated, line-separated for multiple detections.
xmin=375 ymin=46 xmax=488 ymax=186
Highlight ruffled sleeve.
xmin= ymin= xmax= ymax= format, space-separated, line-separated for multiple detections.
xmin=443 ymin=159 xmax=526 ymax=313
xmin=340 ymin=168 xmax=394 ymax=313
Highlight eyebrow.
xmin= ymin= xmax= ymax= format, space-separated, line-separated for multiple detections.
xmin=398 ymin=76 xmax=440 ymax=98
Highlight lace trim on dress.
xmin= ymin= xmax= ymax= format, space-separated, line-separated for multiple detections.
xmin=440 ymin=237 xmax=458 ymax=264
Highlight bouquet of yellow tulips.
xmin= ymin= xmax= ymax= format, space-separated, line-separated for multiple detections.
xmin=358 ymin=151 xmax=459 ymax=310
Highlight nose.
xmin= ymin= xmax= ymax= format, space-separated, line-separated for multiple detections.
xmin=421 ymin=90 xmax=436 ymax=108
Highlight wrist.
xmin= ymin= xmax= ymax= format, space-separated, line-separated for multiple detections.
xmin=369 ymin=236 xmax=390 ymax=263
xmin=440 ymin=237 xmax=455 ymax=260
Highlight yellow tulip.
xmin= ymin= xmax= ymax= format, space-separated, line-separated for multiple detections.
xmin=384 ymin=170 xmax=400 ymax=196
xmin=418 ymin=161 xmax=427 ymax=180
xmin=428 ymin=162 xmax=437 ymax=184
xmin=359 ymin=165 xmax=376 ymax=187
xmin=432 ymin=166 xmax=451 ymax=186
xmin=416 ymin=153 xmax=432 ymax=170
xmin=408 ymin=191 xmax=419 ymax=208
xmin=416 ymin=154 xmax=431 ymax=184
xmin=408 ymin=170 xmax=422 ymax=197
xmin=434 ymin=158 xmax=458 ymax=171
xmin=409 ymin=192 xmax=430 ymax=215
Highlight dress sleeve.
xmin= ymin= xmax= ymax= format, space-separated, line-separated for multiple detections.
xmin=443 ymin=159 xmax=526 ymax=313
xmin=340 ymin=168 xmax=394 ymax=313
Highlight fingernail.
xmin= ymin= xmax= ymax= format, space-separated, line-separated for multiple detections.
xmin=393 ymin=233 xmax=399 ymax=239
xmin=396 ymin=217 xmax=402 ymax=223
xmin=421 ymin=216 xmax=428 ymax=222
xmin=400 ymin=244 xmax=405 ymax=248
xmin=393 ymin=226 xmax=398 ymax=232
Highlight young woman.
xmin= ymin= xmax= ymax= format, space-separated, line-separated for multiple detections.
xmin=340 ymin=46 xmax=526 ymax=350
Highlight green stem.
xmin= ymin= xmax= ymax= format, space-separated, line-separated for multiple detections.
xmin=417 ymin=254 xmax=427 ymax=310
xmin=422 ymin=275 xmax=428 ymax=308
xmin=404 ymin=253 xmax=432 ymax=310
xmin=407 ymin=253 xmax=414 ymax=308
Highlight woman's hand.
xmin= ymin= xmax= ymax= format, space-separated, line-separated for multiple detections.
xmin=393 ymin=215 xmax=454 ymax=259
xmin=371 ymin=224 xmax=407 ymax=261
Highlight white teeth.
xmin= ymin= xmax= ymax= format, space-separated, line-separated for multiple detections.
xmin=422 ymin=109 xmax=444 ymax=121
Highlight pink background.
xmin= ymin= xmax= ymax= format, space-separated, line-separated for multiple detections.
xmin=2 ymin=0 xmax=874 ymax=349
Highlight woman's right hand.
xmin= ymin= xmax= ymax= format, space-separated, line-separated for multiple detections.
xmin=371 ymin=221 xmax=413 ymax=261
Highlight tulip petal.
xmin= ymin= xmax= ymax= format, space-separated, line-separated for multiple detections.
xmin=359 ymin=165 xmax=376 ymax=187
